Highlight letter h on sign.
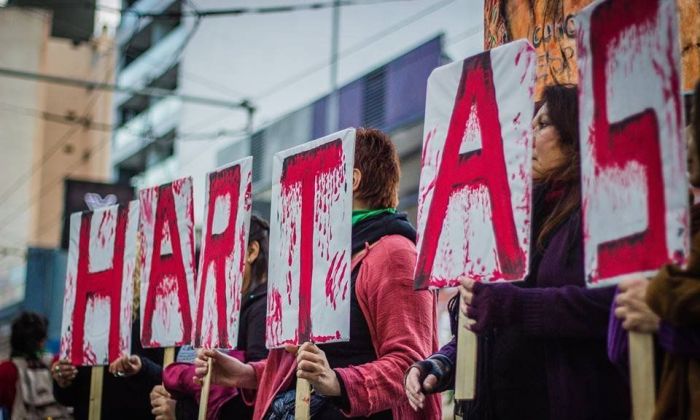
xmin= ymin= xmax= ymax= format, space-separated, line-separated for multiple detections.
xmin=60 ymin=203 xmax=138 ymax=366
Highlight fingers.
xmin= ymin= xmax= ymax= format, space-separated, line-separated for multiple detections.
xmin=296 ymin=343 xmax=327 ymax=380
xmin=404 ymin=367 xmax=426 ymax=411
xmin=284 ymin=345 xmax=300 ymax=355
xmin=422 ymin=374 xmax=438 ymax=392
xmin=150 ymin=385 xmax=170 ymax=402
xmin=52 ymin=360 xmax=78 ymax=383
xmin=618 ymin=276 xmax=646 ymax=291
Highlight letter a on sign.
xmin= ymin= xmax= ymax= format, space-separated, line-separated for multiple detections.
xmin=266 ymin=129 xmax=354 ymax=348
xmin=193 ymin=157 xmax=253 ymax=349
xmin=576 ymin=0 xmax=688 ymax=287
xmin=414 ymin=40 xmax=536 ymax=290
xmin=60 ymin=202 xmax=139 ymax=366
xmin=139 ymin=177 xmax=197 ymax=347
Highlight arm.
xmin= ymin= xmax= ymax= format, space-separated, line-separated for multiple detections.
xmin=647 ymin=265 xmax=700 ymax=327
xmin=0 ymin=361 xmax=18 ymax=411
xmin=658 ymin=322 xmax=700 ymax=358
xmin=244 ymin=299 xmax=269 ymax=363
xmin=466 ymin=280 xmax=615 ymax=339
xmin=240 ymin=359 xmax=267 ymax=405
xmin=334 ymin=242 xmax=437 ymax=417
xmin=132 ymin=355 xmax=162 ymax=386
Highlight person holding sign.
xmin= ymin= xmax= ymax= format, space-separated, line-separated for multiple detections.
xmin=195 ymin=128 xmax=441 ymax=419
xmin=155 ymin=215 xmax=271 ymax=420
xmin=405 ymin=85 xmax=629 ymax=419
xmin=610 ymin=81 xmax=700 ymax=420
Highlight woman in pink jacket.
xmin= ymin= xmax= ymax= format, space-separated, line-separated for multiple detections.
xmin=195 ymin=128 xmax=441 ymax=419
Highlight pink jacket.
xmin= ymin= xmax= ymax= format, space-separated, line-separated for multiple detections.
xmin=163 ymin=350 xmax=245 ymax=420
xmin=243 ymin=235 xmax=441 ymax=419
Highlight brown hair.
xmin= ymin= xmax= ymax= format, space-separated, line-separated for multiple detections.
xmin=354 ymin=127 xmax=400 ymax=209
xmin=242 ymin=214 xmax=269 ymax=295
xmin=535 ymin=84 xmax=581 ymax=247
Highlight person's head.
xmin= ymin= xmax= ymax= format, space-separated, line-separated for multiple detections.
xmin=352 ymin=128 xmax=401 ymax=210
xmin=532 ymin=84 xmax=580 ymax=182
xmin=243 ymin=214 xmax=269 ymax=295
xmin=10 ymin=311 xmax=48 ymax=360
xmin=531 ymin=84 xmax=581 ymax=246
xmin=690 ymin=81 xmax=700 ymax=187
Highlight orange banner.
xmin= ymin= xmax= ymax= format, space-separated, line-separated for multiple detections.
xmin=485 ymin=0 xmax=699 ymax=99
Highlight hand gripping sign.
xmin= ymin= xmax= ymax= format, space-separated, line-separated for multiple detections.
xmin=576 ymin=0 xmax=688 ymax=288
xmin=414 ymin=39 xmax=536 ymax=290
xmin=266 ymin=129 xmax=354 ymax=348
xmin=60 ymin=202 xmax=139 ymax=366
xmin=139 ymin=177 xmax=197 ymax=348
xmin=193 ymin=158 xmax=253 ymax=349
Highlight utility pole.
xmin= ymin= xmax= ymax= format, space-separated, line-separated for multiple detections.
xmin=326 ymin=0 xmax=341 ymax=133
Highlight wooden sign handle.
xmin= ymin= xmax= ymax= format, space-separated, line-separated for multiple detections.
xmin=163 ymin=347 xmax=175 ymax=368
xmin=629 ymin=331 xmax=655 ymax=420
xmin=89 ymin=366 xmax=104 ymax=420
xmin=197 ymin=358 xmax=213 ymax=420
xmin=454 ymin=310 xmax=477 ymax=400
xmin=295 ymin=377 xmax=311 ymax=420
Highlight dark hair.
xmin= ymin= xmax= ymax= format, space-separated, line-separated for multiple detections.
xmin=694 ymin=81 xmax=700 ymax=154
xmin=535 ymin=84 xmax=581 ymax=247
xmin=354 ymin=127 xmax=400 ymax=209
xmin=244 ymin=214 xmax=269 ymax=294
xmin=11 ymin=311 xmax=48 ymax=360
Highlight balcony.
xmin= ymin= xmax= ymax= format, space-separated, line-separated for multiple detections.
xmin=115 ymin=24 xmax=186 ymax=107
xmin=131 ymin=154 xmax=178 ymax=189
xmin=117 ymin=0 xmax=179 ymax=47
xmin=112 ymin=95 xmax=182 ymax=166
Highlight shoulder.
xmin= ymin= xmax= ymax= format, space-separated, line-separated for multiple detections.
xmin=359 ymin=235 xmax=417 ymax=284
xmin=367 ymin=234 xmax=416 ymax=259
xmin=0 ymin=359 xmax=18 ymax=379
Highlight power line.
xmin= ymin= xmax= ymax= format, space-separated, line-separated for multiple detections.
xmin=0 ymin=66 xmax=254 ymax=112
xmin=253 ymin=0 xmax=456 ymax=101
xmin=178 ymin=0 xmax=456 ymax=135
xmin=0 ymin=15 xmax=146 ymax=241
xmin=48 ymin=0 xmax=413 ymax=18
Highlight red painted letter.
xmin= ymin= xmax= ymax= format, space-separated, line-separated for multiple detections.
xmin=415 ymin=54 xmax=525 ymax=289
xmin=280 ymin=139 xmax=343 ymax=342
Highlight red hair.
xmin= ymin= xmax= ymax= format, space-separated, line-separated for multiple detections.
xmin=354 ymin=128 xmax=400 ymax=208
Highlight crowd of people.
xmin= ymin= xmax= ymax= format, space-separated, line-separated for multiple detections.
xmin=0 ymin=81 xmax=698 ymax=419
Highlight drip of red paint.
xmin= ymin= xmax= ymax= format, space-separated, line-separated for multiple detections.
xmin=280 ymin=139 xmax=343 ymax=343
xmin=415 ymin=52 xmax=526 ymax=290
xmin=587 ymin=0 xmax=670 ymax=282
xmin=71 ymin=206 xmax=129 ymax=365
xmin=194 ymin=165 xmax=241 ymax=348
xmin=141 ymin=183 xmax=194 ymax=347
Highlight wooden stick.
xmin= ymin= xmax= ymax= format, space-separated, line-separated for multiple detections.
xmin=295 ymin=377 xmax=311 ymax=420
xmin=88 ymin=366 xmax=104 ymax=420
xmin=629 ymin=331 xmax=656 ymax=420
xmin=163 ymin=347 xmax=175 ymax=368
xmin=454 ymin=310 xmax=477 ymax=400
xmin=197 ymin=358 xmax=213 ymax=420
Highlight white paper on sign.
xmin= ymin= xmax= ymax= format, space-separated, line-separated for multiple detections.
xmin=59 ymin=201 xmax=138 ymax=366
xmin=139 ymin=177 xmax=197 ymax=348
xmin=193 ymin=157 xmax=253 ymax=349
xmin=266 ymin=129 xmax=355 ymax=349
xmin=414 ymin=39 xmax=536 ymax=290
xmin=575 ymin=0 xmax=688 ymax=288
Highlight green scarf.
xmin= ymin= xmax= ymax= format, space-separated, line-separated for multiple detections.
xmin=351 ymin=208 xmax=396 ymax=225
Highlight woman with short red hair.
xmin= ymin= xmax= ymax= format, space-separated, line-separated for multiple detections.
xmin=195 ymin=128 xmax=441 ymax=419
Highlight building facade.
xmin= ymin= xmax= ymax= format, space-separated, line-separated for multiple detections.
xmin=111 ymin=0 xmax=184 ymax=189
xmin=0 ymin=6 xmax=114 ymax=354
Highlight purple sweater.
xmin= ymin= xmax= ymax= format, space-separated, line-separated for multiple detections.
xmin=435 ymin=210 xmax=630 ymax=419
